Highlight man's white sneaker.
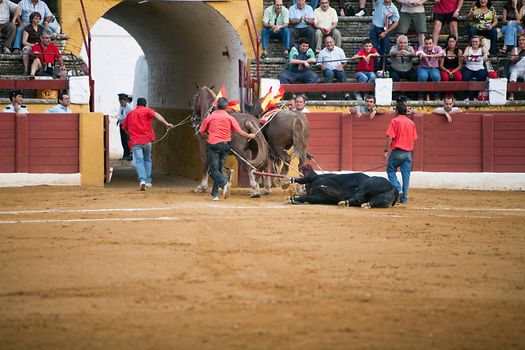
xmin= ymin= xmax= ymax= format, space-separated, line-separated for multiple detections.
xmin=223 ymin=182 xmax=231 ymax=199
xmin=211 ymin=196 xmax=219 ymax=201
xmin=145 ymin=183 xmax=152 ymax=188
xmin=139 ymin=181 xmax=146 ymax=191
xmin=355 ymin=9 xmax=365 ymax=16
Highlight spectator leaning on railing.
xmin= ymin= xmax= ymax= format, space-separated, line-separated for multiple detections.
xmin=439 ymin=34 xmax=463 ymax=81
xmin=462 ymin=35 xmax=489 ymax=100
xmin=351 ymin=38 xmax=379 ymax=100
xmin=388 ymin=34 xmax=417 ymax=83
xmin=260 ymin=0 xmax=290 ymax=59
xmin=279 ymin=37 xmax=318 ymax=84
xmin=500 ymin=0 xmax=523 ymax=53
xmin=432 ymin=95 xmax=463 ymax=123
xmin=416 ymin=36 xmax=444 ymax=100
xmin=467 ymin=0 xmax=498 ymax=55
xmin=316 ymin=35 xmax=349 ymax=99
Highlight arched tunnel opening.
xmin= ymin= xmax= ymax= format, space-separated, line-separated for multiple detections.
xmin=101 ymin=1 xmax=247 ymax=180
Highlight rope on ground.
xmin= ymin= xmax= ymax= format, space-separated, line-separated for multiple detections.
xmin=153 ymin=114 xmax=193 ymax=144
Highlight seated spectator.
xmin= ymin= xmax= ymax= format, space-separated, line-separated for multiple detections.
xmin=13 ymin=0 xmax=54 ymax=52
xmin=295 ymin=94 xmax=310 ymax=113
xmin=370 ymin=0 xmax=399 ymax=71
xmin=349 ymin=95 xmax=388 ymax=119
xmin=313 ymin=0 xmax=341 ymax=54
xmin=2 ymin=90 xmax=29 ymax=113
xmin=500 ymin=0 xmax=523 ymax=53
xmin=439 ymin=34 xmax=463 ymax=81
xmin=462 ymin=35 xmax=489 ymax=100
xmin=356 ymin=0 xmax=375 ymax=16
xmin=261 ymin=0 xmax=290 ymax=59
xmin=432 ymin=0 xmax=462 ymax=45
xmin=28 ymin=29 xmax=67 ymax=79
xmin=467 ymin=0 xmax=498 ymax=55
xmin=416 ymin=36 xmax=444 ymax=100
xmin=21 ymin=11 xmax=45 ymax=76
xmin=351 ymin=38 xmax=379 ymax=100
xmin=389 ymin=34 xmax=417 ymax=82
xmin=508 ymin=34 xmax=525 ymax=100
xmin=289 ymin=0 xmax=316 ymax=50
xmin=279 ymin=37 xmax=318 ymax=84
xmin=432 ymin=95 xmax=462 ymax=122
xmin=292 ymin=0 xmax=319 ymax=10
xmin=316 ymin=35 xmax=349 ymax=99
xmin=0 ymin=0 xmax=19 ymax=54
xmin=45 ymin=92 xmax=71 ymax=113
xmin=396 ymin=0 xmax=427 ymax=46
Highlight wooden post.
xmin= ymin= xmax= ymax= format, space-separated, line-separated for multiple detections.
xmin=412 ymin=113 xmax=424 ymax=171
xmin=482 ymin=114 xmax=494 ymax=172
xmin=340 ymin=112 xmax=353 ymax=170
xmin=15 ymin=114 xmax=28 ymax=173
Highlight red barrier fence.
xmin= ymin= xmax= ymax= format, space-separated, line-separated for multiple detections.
xmin=0 ymin=113 xmax=79 ymax=173
xmin=306 ymin=112 xmax=525 ymax=172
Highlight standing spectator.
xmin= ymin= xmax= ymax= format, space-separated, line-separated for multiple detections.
xmin=432 ymin=95 xmax=462 ymax=122
xmin=118 ymin=93 xmax=133 ymax=161
xmin=467 ymin=0 xmax=498 ymax=55
xmin=500 ymin=0 xmax=523 ymax=53
xmin=2 ymin=90 xmax=28 ymax=113
xmin=313 ymin=0 xmax=341 ymax=54
xmin=356 ymin=0 xmax=375 ymax=16
xmin=13 ymin=0 xmax=54 ymax=51
xmin=351 ymin=38 xmax=379 ymax=100
xmin=432 ymin=0 xmax=463 ymax=44
xmin=396 ymin=0 xmax=427 ymax=47
xmin=0 ymin=0 xmax=19 ymax=54
xmin=462 ymin=35 xmax=488 ymax=100
xmin=416 ymin=36 xmax=444 ymax=100
xmin=289 ymin=0 xmax=316 ymax=49
xmin=21 ymin=11 xmax=44 ymax=76
xmin=507 ymin=34 xmax=525 ymax=100
xmin=439 ymin=34 xmax=463 ymax=81
xmin=384 ymin=101 xmax=417 ymax=204
xmin=199 ymin=97 xmax=255 ymax=201
xmin=349 ymin=95 xmax=388 ymax=119
xmin=389 ymin=34 xmax=417 ymax=82
xmin=122 ymin=97 xmax=173 ymax=191
xmin=261 ymin=0 xmax=290 ymax=59
xmin=316 ymin=35 xmax=349 ymax=99
xmin=279 ymin=37 xmax=318 ymax=84
xmin=45 ymin=91 xmax=71 ymax=113
xmin=295 ymin=94 xmax=310 ymax=113
xmin=370 ymin=0 xmax=400 ymax=71
xmin=28 ymin=30 xmax=66 ymax=79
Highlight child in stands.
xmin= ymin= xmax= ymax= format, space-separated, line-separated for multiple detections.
xmin=351 ymin=39 xmax=379 ymax=100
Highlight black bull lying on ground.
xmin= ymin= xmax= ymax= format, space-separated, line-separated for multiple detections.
xmin=287 ymin=166 xmax=399 ymax=208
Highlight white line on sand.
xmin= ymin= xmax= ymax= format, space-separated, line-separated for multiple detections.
xmin=0 ymin=217 xmax=183 ymax=224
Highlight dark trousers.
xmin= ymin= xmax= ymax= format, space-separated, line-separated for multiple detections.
xmin=208 ymin=142 xmax=231 ymax=197
xmin=370 ymin=25 xmax=391 ymax=71
xmin=119 ymin=124 xmax=131 ymax=158
xmin=468 ymin=27 xmax=498 ymax=54
xmin=462 ymin=67 xmax=488 ymax=100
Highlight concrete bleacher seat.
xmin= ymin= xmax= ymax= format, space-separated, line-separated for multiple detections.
xmin=256 ymin=0 xmax=525 ymax=104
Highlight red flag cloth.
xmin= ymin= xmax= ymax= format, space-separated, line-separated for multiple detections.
xmin=260 ymin=86 xmax=273 ymax=112
xmin=212 ymin=85 xmax=227 ymax=106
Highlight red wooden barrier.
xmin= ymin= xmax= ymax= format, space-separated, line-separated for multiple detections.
xmin=305 ymin=112 xmax=525 ymax=173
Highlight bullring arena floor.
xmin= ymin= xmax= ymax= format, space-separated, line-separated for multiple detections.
xmin=0 ymin=164 xmax=524 ymax=349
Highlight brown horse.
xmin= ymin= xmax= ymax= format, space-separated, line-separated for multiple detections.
xmin=251 ymin=101 xmax=310 ymax=177
xmin=192 ymin=86 xmax=271 ymax=197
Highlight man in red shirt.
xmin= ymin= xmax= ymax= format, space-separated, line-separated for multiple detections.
xmin=384 ymin=102 xmax=418 ymax=203
xmin=28 ymin=29 xmax=67 ymax=79
xmin=199 ymin=97 xmax=255 ymax=201
xmin=122 ymin=97 xmax=173 ymax=191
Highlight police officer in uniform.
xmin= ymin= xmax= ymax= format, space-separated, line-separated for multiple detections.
xmin=3 ymin=90 xmax=29 ymax=113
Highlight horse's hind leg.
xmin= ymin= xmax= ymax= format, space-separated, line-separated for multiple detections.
xmin=194 ymin=171 xmax=209 ymax=193
xmin=247 ymin=170 xmax=261 ymax=198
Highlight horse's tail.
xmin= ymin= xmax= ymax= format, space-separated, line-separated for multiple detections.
xmin=245 ymin=119 xmax=269 ymax=170
xmin=291 ymin=115 xmax=310 ymax=165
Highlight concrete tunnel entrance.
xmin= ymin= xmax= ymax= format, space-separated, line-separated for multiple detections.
xmin=103 ymin=1 xmax=247 ymax=180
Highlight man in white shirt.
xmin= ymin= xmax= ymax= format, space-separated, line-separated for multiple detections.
xmin=313 ymin=0 xmax=341 ymax=53
xmin=432 ymin=95 xmax=462 ymax=123
xmin=2 ymin=90 xmax=29 ymax=114
xmin=316 ymin=35 xmax=349 ymax=99
xmin=0 ymin=0 xmax=19 ymax=53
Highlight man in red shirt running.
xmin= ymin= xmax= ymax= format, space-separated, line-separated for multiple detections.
xmin=384 ymin=102 xmax=418 ymax=204
xmin=122 ymin=97 xmax=173 ymax=191
xmin=199 ymin=97 xmax=255 ymax=201
xmin=28 ymin=29 xmax=67 ymax=79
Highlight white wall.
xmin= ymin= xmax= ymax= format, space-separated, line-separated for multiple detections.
xmin=81 ymin=18 xmax=147 ymax=159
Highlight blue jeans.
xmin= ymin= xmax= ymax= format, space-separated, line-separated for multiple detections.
xmin=468 ymin=27 xmax=498 ymax=54
xmin=502 ymin=22 xmax=523 ymax=47
xmin=13 ymin=27 xmax=23 ymax=50
xmin=369 ymin=25 xmax=391 ymax=71
xmin=279 ymin=68 xmax=319 ymax=84
xmin=132 ymin=143 xmax=152 ymax=184
xmin=323 ymin=69 xmax=347 ymax=83
xmin=261 ymin=27 xmax=291 ymax=50
xmin=417 ymin=67 xmax=441 ymax=98
xmin=356 ymin=71 xmax=376 ymax=83
xmin=386 ymin=149 xmax=412 ymax=203
xmin=208 ymin=142 xmax=231 ymax=197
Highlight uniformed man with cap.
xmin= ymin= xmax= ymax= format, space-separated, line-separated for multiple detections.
xmin=117 ymin=93 xmax=133 ymax=161
xmin=3 ymin=90 xmax=29 ymax=114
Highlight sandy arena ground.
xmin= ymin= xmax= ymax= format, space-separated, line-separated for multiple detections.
xmin=1 ymin=165 xmax=524 ymax=350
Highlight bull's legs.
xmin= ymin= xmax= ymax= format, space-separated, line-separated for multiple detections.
xmin=290 ymin=194 xmax=335 ymax=205
xmin=367 ymin=191 xmax=398 ymax=208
